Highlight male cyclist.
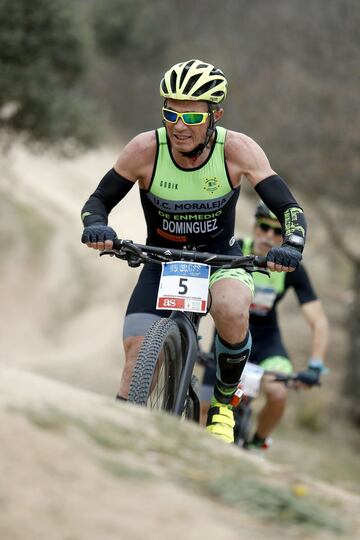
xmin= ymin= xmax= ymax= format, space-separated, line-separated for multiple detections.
xmin=81 ymin=59 xmax=307 ymax=444
xmin=200 ymin=202 xmax=329 ymax=448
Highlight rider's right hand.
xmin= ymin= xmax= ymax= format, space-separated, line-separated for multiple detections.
xmin=81 ymin=223 xmax=117 ymax=250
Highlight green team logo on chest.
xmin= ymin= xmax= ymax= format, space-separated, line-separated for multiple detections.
xmin=203 ymin=177 xmax=220 ymax=193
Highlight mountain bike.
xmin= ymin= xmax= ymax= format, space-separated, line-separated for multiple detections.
xmin=101 ymin=238 xmax=267 ymax=422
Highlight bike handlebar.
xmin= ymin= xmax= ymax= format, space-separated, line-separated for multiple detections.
xmin=101 ymin=238 xmax=268 ymax=271
xmin=272 ymin=371 xmax=321 ymax=387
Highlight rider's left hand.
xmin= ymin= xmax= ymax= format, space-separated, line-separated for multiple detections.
xmin=81 ymin=223 xmax=117 ymax=250
xmin=266 ymin=244 xmax=302 ymax=272
xmin=296 ymin=369 xmax=321 ymax=388
xmin=308 ymin=358 xmax=329 ymax=375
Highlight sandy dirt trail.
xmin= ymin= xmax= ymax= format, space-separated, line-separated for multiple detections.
xmin=1 ymin=365 xmax=359 ymax=540
xmin=0 ymin=144 xmax=225 ymax=394
xmin=1 ymin=144 xmax=359 ymax=540
xmin=1 ymin=145 xmax=146 ymax=394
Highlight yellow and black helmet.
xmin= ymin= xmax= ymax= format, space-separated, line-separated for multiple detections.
xmin=160 ymin=59 xmax=227 ymax=104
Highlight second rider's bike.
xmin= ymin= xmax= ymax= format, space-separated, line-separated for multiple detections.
xmin=215 ymin=360 xmax=321 ymax=448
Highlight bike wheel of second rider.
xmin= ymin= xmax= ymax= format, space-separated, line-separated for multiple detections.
xmin=233 ymin=401 xmax=252 ymax=446
xmin=128 ymin=318 xmax=182 ymax=412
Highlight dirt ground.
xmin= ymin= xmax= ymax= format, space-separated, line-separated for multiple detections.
xmin=1 ymin=365 xmax=359 ymax=540
xmin=0 ymin=145 xmax=358 ymax=539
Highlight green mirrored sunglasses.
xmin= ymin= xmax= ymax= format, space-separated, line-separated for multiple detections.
xmin=162 ymin=107 xmax=211 ymax=126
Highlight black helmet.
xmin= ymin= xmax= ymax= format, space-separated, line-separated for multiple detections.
xmin=254 ymin=201 xmax=277 ymax=220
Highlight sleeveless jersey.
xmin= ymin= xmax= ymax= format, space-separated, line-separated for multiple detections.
xmin=140 ymin=126 xmax=240 ymax=251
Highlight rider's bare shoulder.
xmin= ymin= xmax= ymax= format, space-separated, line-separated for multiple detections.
xmin=114 ymin=130 xmax=158 ymax=183
xmin=224 ymin=130 xmax=275 ymax=186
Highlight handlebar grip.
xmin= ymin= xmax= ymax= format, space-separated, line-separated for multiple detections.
xmin=254 ymin=256 xmax=268 ymax=268
xmin=112 ymin=238 xmax=123 ymax=250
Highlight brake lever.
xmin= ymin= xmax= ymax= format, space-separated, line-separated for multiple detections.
xmin=245 ymin=266 xmax=270 ymax=276
xmin=100 ymin=249 xmax=126 ymax=259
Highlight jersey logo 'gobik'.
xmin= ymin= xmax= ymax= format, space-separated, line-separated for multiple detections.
xmin=159 ymin=180 xmax=178 ymax=190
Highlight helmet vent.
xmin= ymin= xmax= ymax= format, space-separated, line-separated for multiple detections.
xmin=183 ymin=74 xmax=202 ymax=95
xmin=179 ymin=66 xmax=188 ymax=87
xmin=194 ymin=81 xmax=216 ymax=97
xmin=161 ymin=80 xmax=168 ymax=93
xmin=170 ymin=70 xmax=178 ymax=92
xmin=184 ymin=59 xmax=196 ymax=70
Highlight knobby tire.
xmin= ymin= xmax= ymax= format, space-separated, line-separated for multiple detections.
xmin=128 ymin=318 xmax=182 ymax=411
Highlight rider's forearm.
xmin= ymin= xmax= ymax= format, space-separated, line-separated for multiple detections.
xmin=81 ymin=168 xmax=134 ymax=226
xmin=302 ymin=301 xmax=330 ymax=361
xmin=255 ymin=175 xmax=307 ymax=245
xmin=309 ymin=316 xmax=329 ymax=361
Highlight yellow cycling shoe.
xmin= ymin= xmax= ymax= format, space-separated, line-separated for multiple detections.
xmin=206 ymin=399 xmax=235 ymax=444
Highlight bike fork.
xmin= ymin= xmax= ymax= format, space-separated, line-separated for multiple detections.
xmin=170 ymin=312 xmax=199 ymax=418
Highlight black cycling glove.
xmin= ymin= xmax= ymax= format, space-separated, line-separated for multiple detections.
xmin=296 ymin=369 xmax=321 ymax=386
xmin=266 ymin=244 xmax=302 ymax=269
xmin=81 ymin=223 xmax=117 ymax=244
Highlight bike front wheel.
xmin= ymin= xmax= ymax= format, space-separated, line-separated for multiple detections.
xmin=128 ymin=318 xmax=182 ymax=412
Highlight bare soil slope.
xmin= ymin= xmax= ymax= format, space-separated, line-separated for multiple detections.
xmin=1 ymin=365 xmax=359 ymax=540
xmin=1 ymin=144 xmax=358 ymax=539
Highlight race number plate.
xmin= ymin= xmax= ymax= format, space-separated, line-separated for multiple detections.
xmin=156 ymin=261 xmax=210 ymax=313
xmin=240 ymin=362 xmax=264 ymax=398
xmin=250 ymin=287 xmax=277 ymax=315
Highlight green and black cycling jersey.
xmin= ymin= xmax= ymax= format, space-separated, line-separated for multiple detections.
xmin=140 ymin=126 xmax=240 ymax=251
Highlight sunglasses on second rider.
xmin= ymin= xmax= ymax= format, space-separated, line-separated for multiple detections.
xmin=256 ymin=220 xmax=283 ymax=236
